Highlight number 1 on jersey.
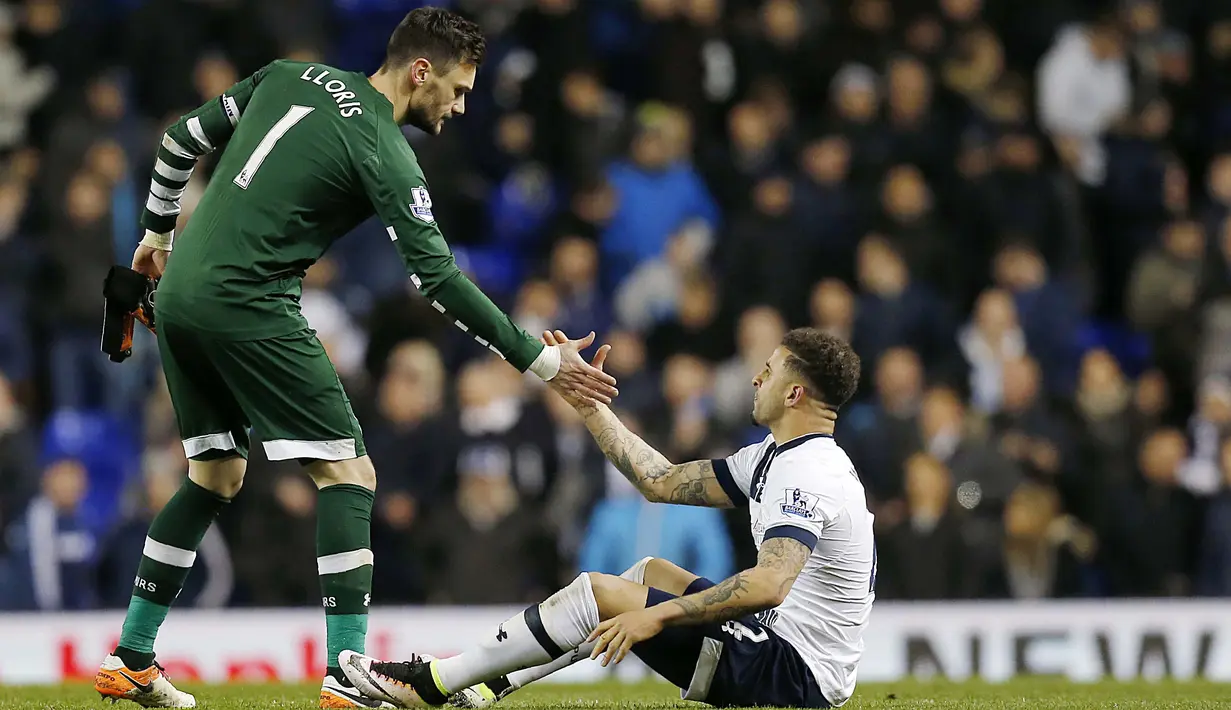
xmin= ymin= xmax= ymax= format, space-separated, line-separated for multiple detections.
xmin=234 ymin=105 xmax=315 ymax=190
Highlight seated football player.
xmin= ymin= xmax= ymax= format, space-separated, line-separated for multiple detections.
xmin=342 ymin=328 xmax=875 ymax=709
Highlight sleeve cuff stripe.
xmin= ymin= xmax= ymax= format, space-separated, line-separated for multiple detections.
xmin=764 ymin=525 xmax=819 ymax=552
xmin=712 ymin=459 xmax=747 ymax=506
xmin=187 ymin=117 xmax=214 ymax=153
xmin=154 ymin=159 xmax=194 ymax=184
xmin=150 ymin=182 xmax=185 ymax=201
xmin=157 ymin=148 xmax=197 ymax=172
xmin=146 ymin=194 xmax=180 ymax=217
xmin=162 ymin=134 xmax=198 ymax=159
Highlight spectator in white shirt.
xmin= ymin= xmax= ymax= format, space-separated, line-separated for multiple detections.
xmin=1036 ymin=15 xmax=1131 ymax=186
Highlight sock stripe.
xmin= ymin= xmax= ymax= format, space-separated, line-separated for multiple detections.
xmin=523 ymin=605 xmax=565 ymax=659
xmin=119 ymin=480 xmax=228 ymax=657
xmin=143 ymin=537 xmax=197 ymax=568
xmin=318 ymin=548 xmax=374 ymax=575
xmin=318 ymin=484 xmax=375 ymax=669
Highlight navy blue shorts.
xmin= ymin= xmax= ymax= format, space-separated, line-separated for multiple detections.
xmin=632 ymin=579 xmax=831 ymax=708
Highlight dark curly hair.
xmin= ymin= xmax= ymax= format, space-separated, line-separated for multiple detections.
xmin=384 ymin=7 xmax=486 ymax=72
xmin=780 ymin=328 xmax=861 ymax=410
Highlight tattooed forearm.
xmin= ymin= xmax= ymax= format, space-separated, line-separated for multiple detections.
xmin=583 ymin=406 xmax=734 ymax=508
xmin=658 ymin=537 xmax=812 ymax=627
xmin=667 ymin=573 xmax=761 ymax=624
xmin=589 ymin=410 xmax=673 ymax=487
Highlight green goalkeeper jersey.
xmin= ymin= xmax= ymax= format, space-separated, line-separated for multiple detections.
xmin=142 ymin=59 xmax=543 ymax=371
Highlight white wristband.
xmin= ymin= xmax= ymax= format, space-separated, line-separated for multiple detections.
xmin=527 ymin=344 xmax=562 ymax=381
xmin=140 ymin=229 xmax=174 ymax=251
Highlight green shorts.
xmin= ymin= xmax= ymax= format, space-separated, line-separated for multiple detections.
xmin=157 ymin=318 xmax=366 ymax=462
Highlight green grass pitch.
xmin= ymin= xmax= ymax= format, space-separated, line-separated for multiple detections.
xmin=3 ymin=680 xmax=1230 ymax=709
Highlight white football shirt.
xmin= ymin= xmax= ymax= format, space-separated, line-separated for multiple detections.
xmin=713 ymin=432 xmax=875 ymax=707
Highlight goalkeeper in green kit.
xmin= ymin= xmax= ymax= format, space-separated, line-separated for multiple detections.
xmin=92 ymin=8 xmax=618 ymax=709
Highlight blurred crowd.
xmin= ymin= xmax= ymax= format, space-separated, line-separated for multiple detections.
xmin=3 ymin=0 xmax=1231 ymax=609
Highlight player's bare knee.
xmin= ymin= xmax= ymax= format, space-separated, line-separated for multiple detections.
xmin=586 ymin=571 xmax=616 ymax=593
xmin=585 ymin=572 xmax=617 ymax=617
xmin=188 ymin=456 xmax=246 ymax=498
xmin=586 ymin=572 xmax=648 ymax=620
xmin=307 ymin=455 xmax=376 ymax=491
xmin=642 ymin=558 xmax=699 ymax=596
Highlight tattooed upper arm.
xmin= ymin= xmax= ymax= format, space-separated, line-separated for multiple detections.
xmin=756 ymin=536 xmax=811 ymax=603
xmin=655 ymin=460 xmax=735 ymax=508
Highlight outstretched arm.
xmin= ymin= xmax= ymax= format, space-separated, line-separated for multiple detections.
xmin=587 ymin=535 xmax=812 ymax=665
xmin=579 ymin=403 xmax=733 ymax=508
xmin=541 ymin=329 xmax=731 ymax=507
xmin=359 ymin=145 xmax=617 ymax=402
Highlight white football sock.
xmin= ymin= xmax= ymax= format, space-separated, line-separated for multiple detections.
xmin=502 ymin=559 xmax=653 ymax=692
xmin=506 ymin=641 xmax=596 ymax=689
xmin=433 ymin=573 xmax=600 ymax=694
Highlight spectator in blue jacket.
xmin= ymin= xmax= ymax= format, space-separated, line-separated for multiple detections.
xmin=993 ymin=242 xmax=1083 ymax=396
xmin=853 ymin=234 xmax=957 ymax=383
xmin=601 ymin=102 xmax=719 ymax=289
xmin=96 ymin=450 xmax=233 ymax=609
xmin=0 ymin=457 xmax=97 ymax=610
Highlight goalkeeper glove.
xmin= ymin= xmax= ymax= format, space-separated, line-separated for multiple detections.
xmin=101 ymin=265 xmax=157 ymax=363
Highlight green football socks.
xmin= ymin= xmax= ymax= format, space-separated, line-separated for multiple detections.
xmin=317 ymin=483 xmax=375 ymax=676
xmin=113 ymin=477 xmax=373 ymax=678
xmin=116 ymin=478 xmax=230 ymax=670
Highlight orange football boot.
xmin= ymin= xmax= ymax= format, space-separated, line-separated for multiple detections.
xmin=94 ymin=654 xmax=196 ymax=708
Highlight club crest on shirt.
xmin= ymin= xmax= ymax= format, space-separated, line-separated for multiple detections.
xmin=780 ymin=487 xmax=820 ymax=520
xmin=410 ymin=186 xmax=434 ymax=223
